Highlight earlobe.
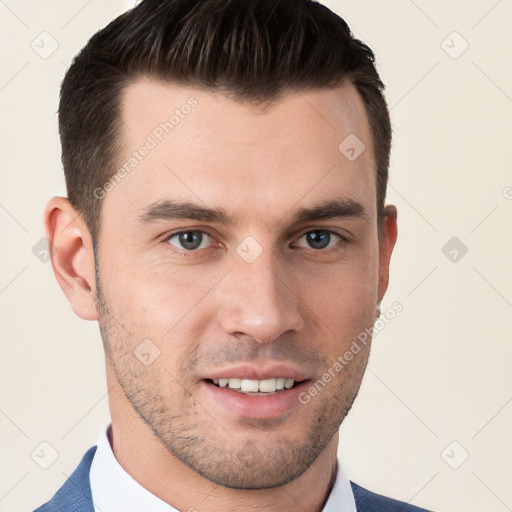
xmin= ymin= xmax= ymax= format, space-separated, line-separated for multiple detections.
xmin=377 ymin=204 xmax=398 ymax=303
xmin=44 ymin=197 xmax=98 ymax=321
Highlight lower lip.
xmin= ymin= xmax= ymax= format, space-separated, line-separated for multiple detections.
xmin=201 ymin=380 xmax=311 ymax=419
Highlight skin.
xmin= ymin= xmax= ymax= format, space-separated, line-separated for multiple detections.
xmin=45 ymin=78 xmax=398 ymax=512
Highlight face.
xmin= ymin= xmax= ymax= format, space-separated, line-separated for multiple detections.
xmin=93 ymin=78 xmax=394 ymax=489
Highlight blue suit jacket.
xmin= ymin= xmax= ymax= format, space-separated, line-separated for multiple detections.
xmin=33 ymin=446 xmax=432 ymax=511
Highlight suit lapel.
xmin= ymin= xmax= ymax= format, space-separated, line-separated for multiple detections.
xmin=33 ymin=446 xmax=97 ymax=512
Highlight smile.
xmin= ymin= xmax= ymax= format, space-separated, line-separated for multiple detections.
xmin=209 ymin=377 xmax=300 ymax=394
xmin=202 ymin=378 xmax=312 ymax=418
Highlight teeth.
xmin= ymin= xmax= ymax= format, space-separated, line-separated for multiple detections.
xmin=241 ymin=379 xmax=259 ymax=392
xmin=227 ymin=378 xmax=241 ymax=389
xmin=258 ymin=378 xmax=277 ymax=392
xmin=212 ymin=377 xmax=297 ymax=393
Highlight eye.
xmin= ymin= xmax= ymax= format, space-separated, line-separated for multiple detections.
xmin=294 ymin=230 xmax=344 ymax=250
xmin=166 ymin=230 xmax=213 ymax=252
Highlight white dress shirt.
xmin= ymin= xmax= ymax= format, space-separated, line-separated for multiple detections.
xmin=90 ymin=421 xmax=356 ymax=512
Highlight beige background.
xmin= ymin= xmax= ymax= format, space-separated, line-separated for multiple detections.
xmin=1 ymin=1 xmax=511 ymax=511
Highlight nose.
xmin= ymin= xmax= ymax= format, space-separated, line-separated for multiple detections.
xmin=217 ymin=249 xmax=304 ymax=344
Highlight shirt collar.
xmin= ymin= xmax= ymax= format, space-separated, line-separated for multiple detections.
xmin=89 ymin=422 xmax=356 ymax=512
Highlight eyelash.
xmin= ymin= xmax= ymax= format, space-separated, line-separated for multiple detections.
xmin=162 ymin=229 xmax=349 ymax=257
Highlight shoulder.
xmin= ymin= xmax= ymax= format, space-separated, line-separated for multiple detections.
xmin=350 ymin=481 xmax=434 ymax=512
xmin=33 ymin=446 xmax=97 ymax=512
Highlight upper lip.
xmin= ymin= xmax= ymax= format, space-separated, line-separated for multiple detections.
xmin=203 ymin=364 xmax=311 ymax=382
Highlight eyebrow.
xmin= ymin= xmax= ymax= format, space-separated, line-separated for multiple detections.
xmin=134 ymin=196 xmax=370 ymax=227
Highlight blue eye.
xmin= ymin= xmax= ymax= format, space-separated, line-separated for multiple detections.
xmin=163 ymin=228 xmax=346 ymax=256
xmin=295 ymin=230 xmax=343 ymax=250
xmin=167 ymin=231 xmax=213 ymax=251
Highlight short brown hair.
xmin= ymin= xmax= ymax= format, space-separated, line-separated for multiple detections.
xmin=59 ymin=0 xmax=391 ymax=241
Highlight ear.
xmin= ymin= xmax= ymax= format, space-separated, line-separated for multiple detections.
xmin=377 ymin=204 xmax=398 ymax=303
xmin=44 ymin=197 xmax=98 ymax=321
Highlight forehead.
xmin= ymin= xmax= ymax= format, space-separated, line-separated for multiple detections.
xmin=107 ymin=78 xmax=376 ymax=228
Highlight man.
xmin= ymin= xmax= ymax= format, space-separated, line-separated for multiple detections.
xmin=35 ymin=0 xmax=433 ymax=510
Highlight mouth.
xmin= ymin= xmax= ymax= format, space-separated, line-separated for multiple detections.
xmin=201 ymin=377 xmax=312 ymax=419
xmin=205 ymin=377 xmax=306 ymax=395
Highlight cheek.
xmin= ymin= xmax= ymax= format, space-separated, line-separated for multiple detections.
xmin=97 ymin=243 xmax=220 ymax=378
xmin=103 ymin=264 xmax=221 ymax=345
xmin=299 ymin=254 xmax=378 ymax=344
